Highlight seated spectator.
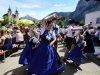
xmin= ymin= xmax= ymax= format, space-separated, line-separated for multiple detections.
xmin=4 ymin=30 xmax=12 ymax=50
xmin=13 ymin=30 xmax=24 ymax=44
xmin=0 ymin=30 xmax=12 ymax=51
xmin=0 ymin=30 xmax=6 ymax=50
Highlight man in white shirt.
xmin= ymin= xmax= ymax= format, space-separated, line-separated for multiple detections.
xmin=63 ymin=20 xmax=75 ymax=62
xmin=63 ymin=20 xmax=84 ymax=62
xmin=51 ymin=18 xmax=60 ymax=50
xmin=65 ymin=20 xmax=75 ymax=50
xmin=59 ymin=25 xmax=66 ymax=43
xmin=52 ymin=23 xmax=59 ymax=36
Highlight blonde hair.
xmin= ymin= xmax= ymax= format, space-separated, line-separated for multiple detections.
xmin=79 ymin=35 xmax=84 ymax=40
xmin=6 ymin=30 xmax=10 ymax=34
xmin=30 ymin=29 xmax=36 ymax=35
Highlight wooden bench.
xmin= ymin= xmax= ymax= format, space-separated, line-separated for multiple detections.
xmin=0 ymin=50 xmax=8 ymax=62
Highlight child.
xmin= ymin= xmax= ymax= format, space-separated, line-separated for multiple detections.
xmin=67 ymin=35 xmax=86 ymax=67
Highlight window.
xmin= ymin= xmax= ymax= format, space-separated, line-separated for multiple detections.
xmin=96 ymin=17 xmax=100 ymax=24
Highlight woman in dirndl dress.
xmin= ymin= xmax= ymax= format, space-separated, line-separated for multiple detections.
xmin=83 ymin=28 xmax=95 ymax=58
xmin=67 ymin=35 xmax=86 ymax=66
xmin=0 ymin=30 xmax=12 ymax=51
xmin=28 ymin=21 xmax=64 ymax=75
xmin=19 ymin=29 xmax=39 ymax=65
xmin=83 ymin=30 xmax=95 ymax=53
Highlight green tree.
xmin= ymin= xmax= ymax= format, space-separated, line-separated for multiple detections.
xmin=80 ymin=18 xmax=85 ymax=24
xmin=13 ymin=18 xmax=17 ymax=24
xmin=4 ymin=17 xmax=9 ymax=24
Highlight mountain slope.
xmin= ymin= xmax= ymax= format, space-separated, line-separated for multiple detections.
xmin=20 ymin=15 xmax=38 ymax=21
xmin=48 ymin=12 xmax=72 ymax=18
xmin=70 ymin=0 xmax=100 ymax=21
xmin=46 ymin=0 xmax=100 ymax=21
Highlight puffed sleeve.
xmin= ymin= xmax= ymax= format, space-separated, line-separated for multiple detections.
xmin=57 ymin=25 xmax=60 ymax=34
xmin=32 ymin=37 xmax=39 ymax=44
xmin=52 ymin=31 xmax=56 ymax=39
xmin=95 ymin=31 xmax=99 ymax=37
xmin=1 ymin=36 xmax=6 ymax=40
xmin=83 ymin=41 xmax=87 ymax=46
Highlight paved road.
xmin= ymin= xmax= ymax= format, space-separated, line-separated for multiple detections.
xmin=58 ymin=43 xmax=100 ymax=75
xmin=0 ymin=43 xmax=100 ymax=75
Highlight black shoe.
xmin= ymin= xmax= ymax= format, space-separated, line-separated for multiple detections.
xmin=73 ymin=63 xmax=80 ymax=67
xmin=83 ymin=55 xmax=89 ymax=60
xmin=1 ymin=60 xmax=5 ymax=63
xmin=27 ymin=71 xmax=35 ymax=75
xmin=27 ymin=72 xmax=32 ymax=75
xmin=66 ymin=57 xmax=70 ymax=60
xmin=63 ymin=59 xmax=66 ymax=63
xmin=23 ymin=64 xmax=26 ymax=66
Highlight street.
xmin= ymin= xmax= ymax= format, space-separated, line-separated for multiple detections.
xmin=0 ymin=43 xmax=100 ymax=75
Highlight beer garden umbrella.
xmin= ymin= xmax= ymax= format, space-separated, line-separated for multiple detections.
xmin=0 ymin=18 xmax=4 ymax=22
xmin=17 ymin=19 xmax=34 ymax=25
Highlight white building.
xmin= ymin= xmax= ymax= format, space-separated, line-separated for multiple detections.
xmin=85 ymin=11 xmax=100 ymax=27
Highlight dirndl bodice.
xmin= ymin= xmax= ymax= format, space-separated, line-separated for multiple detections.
xmin=40 ymin=30 xmax=54 ymax=43
xmin=77 ymin=40 xmax=85 ymax=49
xmin=1 ymin=38 xmax=12 ymax=50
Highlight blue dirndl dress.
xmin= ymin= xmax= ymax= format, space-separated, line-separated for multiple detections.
xmin=28 ymin=30 xmax=64 ymax=75
xmin=19 ymin=37 xmax=36 ymax=65
xmin=0 ymin=38 xmax=12 ymax=50
xmin=67 ymin=40 xmax=85 ymax=64
xmin=84 ymin=31 xmax=95 ymax=53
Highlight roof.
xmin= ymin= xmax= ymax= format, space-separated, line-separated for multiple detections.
xmin=3 ymin=13 xmax=16 ymax=17
xmin=8 ymin=6 xmax=12 ymax=12
xmin=15 ymin=9 xmax=19 ymax=14
xmin=86 ymin=10 xmax=100 ymax=15
xmin=3 ymin=13 xmax=8 ymax=17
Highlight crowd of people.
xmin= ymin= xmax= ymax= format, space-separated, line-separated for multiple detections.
xmin=0 ymin=18 xmax=100 ymax=75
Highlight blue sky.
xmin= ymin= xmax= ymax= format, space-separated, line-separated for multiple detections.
xmin=0 ymin=0 xmax=79 ymax=19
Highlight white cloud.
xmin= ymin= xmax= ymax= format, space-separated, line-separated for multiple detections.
xmin=12 ymin=1 xmax=40 ymax=9
xmin=19 ymin=4 xmax=41 ymax=9
xmin=53 ymin=4 xmax=66 ymax=7
xmin=0 ymin=0 xmax=40 ymax=9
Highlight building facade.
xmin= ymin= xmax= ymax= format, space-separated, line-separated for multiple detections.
xmin=85 ymin=11 xmax=100 ymax=27
xmin=3 ymin=6 xmax=19 ymax=24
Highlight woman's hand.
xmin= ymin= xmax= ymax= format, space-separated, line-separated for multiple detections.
xmin=50 ymin=37 xmax=56 ymax=46
xmin=81 ymin=46 xmax=86 ymax=51
xmin=32 ymin=43 xmax=39 ymax=50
